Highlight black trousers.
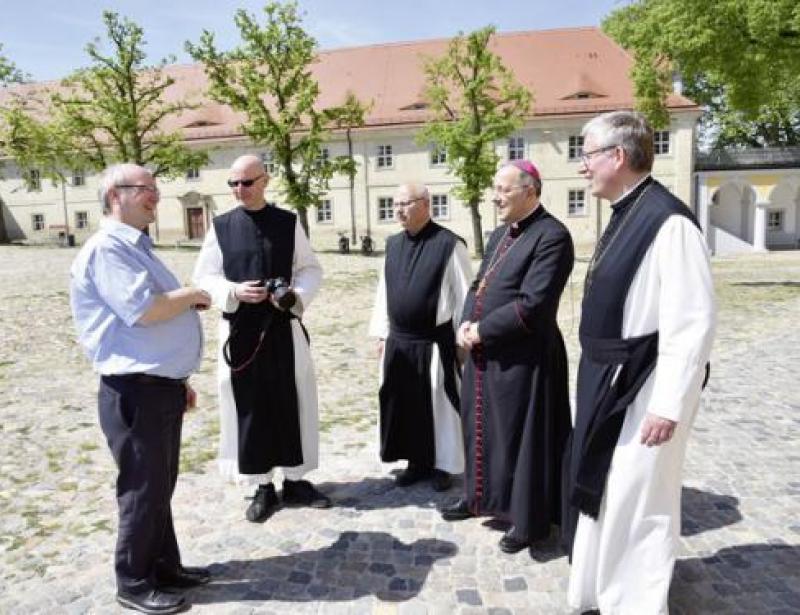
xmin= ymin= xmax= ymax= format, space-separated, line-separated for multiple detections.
xmin=98 ymin=375 xmax=186 ymax=594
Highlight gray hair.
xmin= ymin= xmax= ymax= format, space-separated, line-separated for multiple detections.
xmin=97 ymin=163 xmax=144 ymax=214
xmin=582 ymin=111 xmax=654 ymax=172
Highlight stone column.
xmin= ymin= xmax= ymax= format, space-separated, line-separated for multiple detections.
xmin=753 ymin=201 xmax=768 ymax=252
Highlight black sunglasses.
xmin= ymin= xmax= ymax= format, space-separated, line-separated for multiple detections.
xmin=227 ymin=174 xmax=264 ymax=188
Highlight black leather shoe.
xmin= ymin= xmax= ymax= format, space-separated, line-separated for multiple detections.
xmin=245 ymin=483 xmax=279 ymax=522
xmin=499 ymin=528 xmax=530 ymax=554
xmin=441 ymin=498 xmax=474 ymax=521
xmin=431 ymin=469 xmax=453 ymax=492
xmin=117 ymin=589 xmax=186 ymax=614
xmin=155 ymin=565 xmax=211 ymax=589
xmin=395 ymin=463 xmax=432 ymax=487
xmin=282 ymin=479 xmax=332 ymax=508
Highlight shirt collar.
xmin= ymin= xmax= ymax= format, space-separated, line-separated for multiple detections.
xmin=510 ymin=203 xmax=544 ymax=237
xmin=611 ymin=174 xmax=652 ymax=211
xmin=100 ymin=217 xmax=153 ymax=250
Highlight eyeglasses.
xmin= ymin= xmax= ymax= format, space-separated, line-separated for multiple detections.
xmin=116 ymin=184 xmax=159 ymax=195
xmin=394 ymin=197 xmax=425 ymax=208
xmin=493 ymin=185 xmax=527 ymax=195
xmin=580 ymin=145 xmax=618 ymax=165
xmin=227 ymin=174 xmax=264 ymax=188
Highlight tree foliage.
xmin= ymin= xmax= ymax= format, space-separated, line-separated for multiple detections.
xmin=0 ymin=44 xmax=26 ymax=85
xmin=1 ymin=11 xmax=208 ymax=182
xmin=604 ymin=0 xmax=800 ymax=146
xmin=418 ymin=26 xmax=531 ymax=256
xmin=187 ymin=1 xmax=366 ymax=236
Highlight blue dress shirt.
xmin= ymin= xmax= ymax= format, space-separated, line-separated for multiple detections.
xmin=70 ymin=218 xmax=203 ymax=378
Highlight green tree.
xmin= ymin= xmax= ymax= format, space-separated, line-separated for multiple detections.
xmin=604 ymin=0 xmax=800 ymax=146
xmin=0 ymin=97 xmax=77 ymax=239
xmin=31 ymin=11 xmax=208 ymax=177
xmin=0 ymin=44 xmax=25 ymax=85
xmin=327 ymin=90 xmax=371 ymax=243
xmin=418 ymin=26 xmax=531 ymax=257
xmin=187 ymin=2 xmax=365 ymax=237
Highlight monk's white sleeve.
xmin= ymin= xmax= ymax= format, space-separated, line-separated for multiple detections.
xmin=444 ymin=241 xmax=473 ymax=334
xmin=368 ymin=264 xmax=389 ymax=339
xmin=649 ymin=215 xmax=716 ymax=423
xmin=290 ymin=222 xmax=323 ymax=316
xmin=192 ymin=225 xmax=240 ymax=314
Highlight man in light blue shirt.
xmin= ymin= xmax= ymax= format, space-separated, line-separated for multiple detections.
xmin=70 ymin=163 xmax=211 ymax=615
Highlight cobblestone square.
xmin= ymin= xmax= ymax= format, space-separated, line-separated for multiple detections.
xmin=0 ymin=246 xmax=798 ymax=614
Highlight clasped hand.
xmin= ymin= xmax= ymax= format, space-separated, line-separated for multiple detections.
xmin=457 ymin=320 xmax=481 ymax=350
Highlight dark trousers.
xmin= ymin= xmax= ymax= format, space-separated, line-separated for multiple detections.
xmin=98 ymin=375 xmax=185 ymax=594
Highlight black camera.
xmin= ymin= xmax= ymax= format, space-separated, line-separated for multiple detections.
xmin=263 ymin=277 xmax=296 ymax=310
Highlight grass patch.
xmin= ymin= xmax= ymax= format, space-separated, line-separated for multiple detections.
xmin=179 ymin=416 xmax=220 ymax=474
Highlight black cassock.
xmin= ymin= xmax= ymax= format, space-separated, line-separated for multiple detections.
xmin=379 ymin=221 xmax=462 ymax=467
xmin=461 ymin=206 xmax=574 ymax=542
xmin=214 ymin=206 xmax=304 ymax=475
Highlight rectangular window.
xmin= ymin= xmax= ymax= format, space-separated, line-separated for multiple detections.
xmin=568 ymin=189 xmax=587 ymax=216
xmin=654 ymin=130 xmax=671 ymax=155
xmin=568 ymin=135 xmax=584 ymax=161
xmin=28 ymin=169 xmax=41 ymax=191
xmin=261 ymin=151 xmax=277 ymax=175
xmin=72 ymin=169 xmax=85 ymax=187
xmin=767 ymin=210 xmax=784 ymax=231
xmin=31 ymin=213 xmax=45 ymax=231
xmin=376 ymin=144 xmax=393 ymax=169
xmin=75 ymin=211 xmax=89 ymax=229
xmin=377 ymin=196 xmax=394 ymax=222
xmin=316 ymin=199 xmax=333 ymax=223
xmin=316 ymin=147 xmax=330 ymax=166
xmin=186 ymin=167 xmax=200 ymax=180
xmin=430 ymin=146 xmax=447 ymax=166
xmin=431 ymin=194 xmax=449 ymax=220
xmin=508 ymin=136 xmax=525 ymax=161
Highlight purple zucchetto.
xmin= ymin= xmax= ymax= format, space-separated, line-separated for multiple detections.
xmin=506 ymin=159 xmax=541 ymax=181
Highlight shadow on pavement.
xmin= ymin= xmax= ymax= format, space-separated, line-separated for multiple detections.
xmin=191 ymin=530 xmax=457 ymax=604
xmin=314 ymin=476 xmax=463 ymax=512
xmin=681 ymin=486 xmax=742 ymax=537
xmin=670 ymin=543 xmax=800 ymax=614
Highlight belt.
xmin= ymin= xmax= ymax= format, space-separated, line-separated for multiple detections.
xmin=104 ymin=373 xmax=187 ymax=387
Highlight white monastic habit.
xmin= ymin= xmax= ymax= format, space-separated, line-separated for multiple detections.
xmin=192 ymin=221 xmax=322 ymax=485
xmin=568 ymin=214 xmax=716 ymax=615
xmin=368 ymin=239 xmax=473 ymax=474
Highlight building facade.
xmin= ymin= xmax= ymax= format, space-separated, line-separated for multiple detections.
xmin=696 ymin=148 xmax=800 ymax=255
xmin=0 ymin=27 xmax=700 ymax=254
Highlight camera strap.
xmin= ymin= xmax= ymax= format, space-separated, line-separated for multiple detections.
xmin=222 ymin=308 xmax=302 ymax=373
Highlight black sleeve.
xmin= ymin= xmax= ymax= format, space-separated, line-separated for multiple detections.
xmin=478 ymin=227 xmax=574 ymax=349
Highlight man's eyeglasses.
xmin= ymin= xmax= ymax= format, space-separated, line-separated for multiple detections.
xmin=394 ymin=197 xmax=425 ymax=208
xmin=580 ymin=145 xmax=618 ymax=165
xmin=227 ymin=174 xmax=264 ymax=188
xmin=493 ymin=184 xmax=526 ymax=195
xmin=116 ymin=184 xmax=159 ymax=195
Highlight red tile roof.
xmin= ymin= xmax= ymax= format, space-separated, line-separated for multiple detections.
xmin=2 ymin=27 xmax=697 ymax=143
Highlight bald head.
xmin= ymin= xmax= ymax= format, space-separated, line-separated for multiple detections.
xmin=229 ymin=154 xmax=270 ymax=210
xmin=394 ymin=183 xmax=431 ymax=235
xmin=231 ymin=154 xmax=266 ymax=177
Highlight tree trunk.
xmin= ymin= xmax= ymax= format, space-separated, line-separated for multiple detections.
xmin=469 ymin=198 xmax=484 ymax=257
xmin=297 ymin=206 xmax=310 ymax=238
xmin=0 ymin=197 xmax=9 ymax=244
xmin=347 ymin=128 xmax=357 ymax=244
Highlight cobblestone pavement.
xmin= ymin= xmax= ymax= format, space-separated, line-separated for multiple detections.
xmin=0 ymin=245 xmax=798 ymax=614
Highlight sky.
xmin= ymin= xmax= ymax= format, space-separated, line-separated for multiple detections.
xmin=1 ymin=0 xmax=631 ymax=82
